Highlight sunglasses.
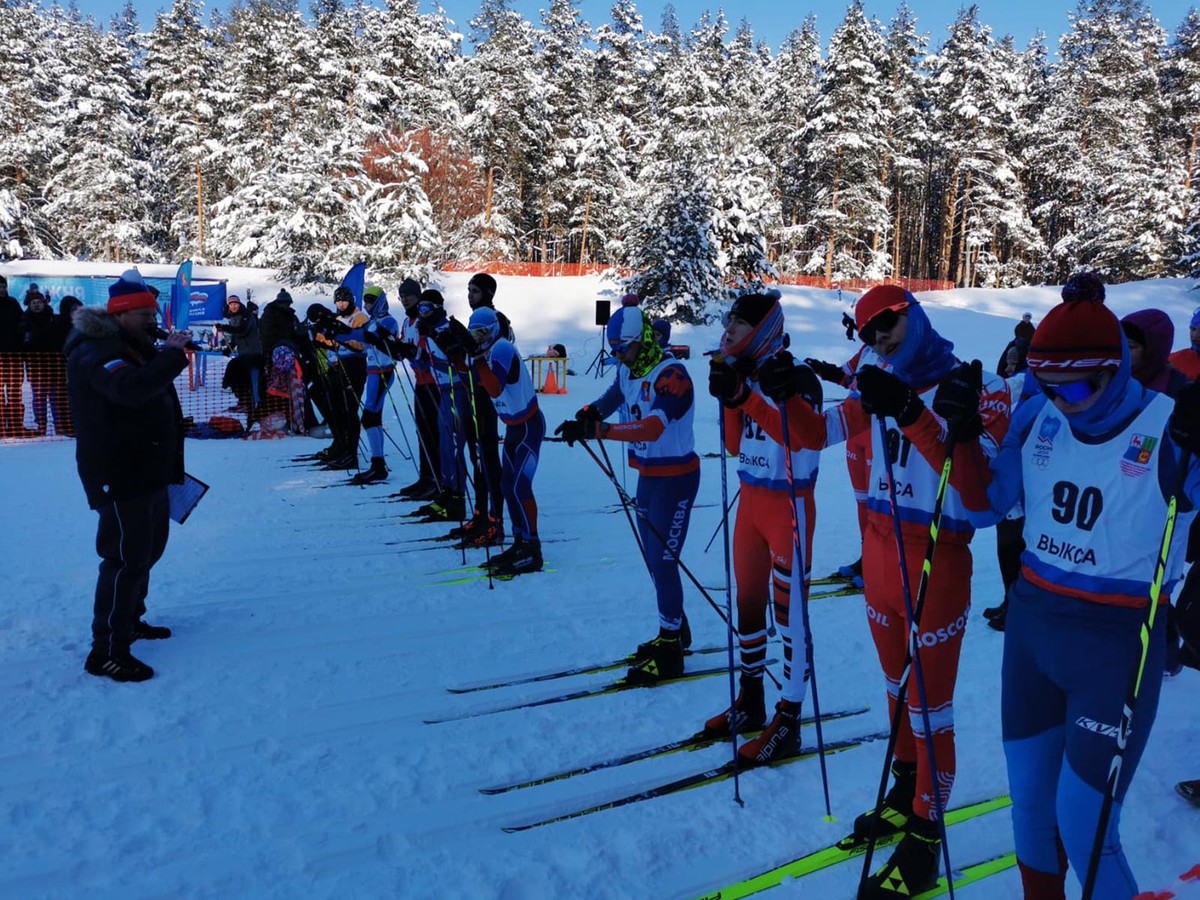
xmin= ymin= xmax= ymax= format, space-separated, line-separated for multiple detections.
xmin=417 ymin=301 xmax=435 ymax=316
xmin=859 ymin=308 xmax=901 ymax=346
xmin=1035 ymin=371 xmax=1108 ymax=404
xmin=470 ymin=326 xmax=492 ymax=344
xmin=609 ymin=338 xmax=637 ymax=354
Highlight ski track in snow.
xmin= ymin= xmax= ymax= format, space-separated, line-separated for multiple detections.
xmin=1 ymin=272 xmax=1198 ymax=898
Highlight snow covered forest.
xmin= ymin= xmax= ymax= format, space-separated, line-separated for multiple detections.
xmin=4 ymin=0 xmax=1200 ymax=317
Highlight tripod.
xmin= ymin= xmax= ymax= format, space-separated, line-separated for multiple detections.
xmin=585 ymin=326 xmax=609 ymax=377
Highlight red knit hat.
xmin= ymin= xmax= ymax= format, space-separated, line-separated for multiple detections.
xmin=855 ymin=284 xmax=914 ymax=333
xmin=107 ymin=268 xmax=158 ymax=315
xmin=1027 ymin=274 xmax=1122 ymax=372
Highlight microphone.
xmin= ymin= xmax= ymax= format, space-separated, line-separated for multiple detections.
xmin=153 ymin=326 xmax=203 ymax=352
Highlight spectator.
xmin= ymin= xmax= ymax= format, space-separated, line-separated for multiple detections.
xmin=49 ymin=296 xmax=83 ymax=436
xmin=1122 ymin=309 xmax=1189 ymax=398
xmin=995 ymin=315 xmax=1035 ymax=376
xmin=1167 ymin=307 xmax=1200 ymax=381
xmin=0 ymin=274 xmax=26 ymax=437
xmin=65 ymin=269 xmax=191 ymax=682
xmin=258 ymin=289 xmax=301 ymax=357
xmin=20 ymin=289 xmax=58 ymax=435
xmin=215 ymin=295 xmax=264 ymax=418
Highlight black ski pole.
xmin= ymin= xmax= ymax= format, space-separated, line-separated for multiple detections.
xmin=703 ymin=486 xmax=741 ymax=553
xmin=716 ymin=399 xmax=744 ymax=805
xmin=858 ymin=417 xmax=957 ymax=899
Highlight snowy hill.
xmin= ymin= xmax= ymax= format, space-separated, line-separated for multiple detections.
xmin=1 ymin=269 xmax=1197 ymax=899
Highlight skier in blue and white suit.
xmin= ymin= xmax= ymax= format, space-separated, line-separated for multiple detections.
xmin=555 ymin=298 xmax=699 ymax=686
xmin=946 ymin=273 xmax=1200 ymax=900
xmin=467 ymin=306 xmax=545 ymax=576
xmin=348 ymin=284 xmax=399 ymax=484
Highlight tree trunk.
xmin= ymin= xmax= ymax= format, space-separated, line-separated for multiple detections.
xmin=580 ymin=187 xmax=593 ymax=267
xmin=825 ymin=149 xmax=843 ymax=280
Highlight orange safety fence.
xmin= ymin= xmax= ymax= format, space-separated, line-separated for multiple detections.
xmin=441 ymin=260 xmax=954 ymax=292
xmin=0 ymin=351 xmax=305 ymax=444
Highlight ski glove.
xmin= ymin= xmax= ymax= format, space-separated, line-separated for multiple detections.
xmin=758 ymin=351 xmax=800 ymax=402
xmin=575 ymin=405 xmax=603 ymax=426
xmin=708 ymin=357 xmax=752 ymax=407
xmin=1169 ymin=380 xmax=1200 ymax=455
xmin=805 ymin=358 xmax=847 ymax=386
xmin=555 ymin=418 xmax=592 ymax=447
xmin=932 ymin=360 xmax=985 ymax=441
xmin=856 ymin=365 xmax=924 ymax=427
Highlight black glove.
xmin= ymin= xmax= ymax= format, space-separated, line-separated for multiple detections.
xmin=213 ymin=323 xmax=227 ymax=333
xmin=575 ymin=405 xmax=603 ymax=426
xmin=804 ymin=358 xmax=846 ymax=386
xmin=392 ymin=340 xmax=417 ymax=361
xmin=1170 ymin=381 xmax=1200 ymax=455
xmin=554 ymin=419 xmax=588 ymax=447
xmin=322 ymin=318 xmax=351 ymax=337
xmin=856 ymin=365 xmax=924 ymax=427
xmin=709 ymin=357 xmax=752 ymax=407
xmin=446 ymin=317 xmax=474 ymax=352
xmin=842 ymin=312 xmax=857 ymax=341
xmin=933 ymin=360 xmax=985 ymax=441
xmin=758 ymin=351 xmax=800 ymax=402
xmin=363 ymin=330 xmax=387 ymax=350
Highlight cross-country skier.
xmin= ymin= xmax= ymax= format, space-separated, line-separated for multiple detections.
xmin=950 ymin=272 xmax=1200 ymax=900
xmin=413 ymin=290 xmax=467 ymax=522
xmin=312 ymin=286 xmax=369 ymax=470
xmin=467 ymin=306 xmax=545 ymax=575
xmin=1167 ymin=306 xmax=1200 ymax=381
xmin=554 ymin=299 xmax=699 ymax=685
xmin=781 ymin=284 xmax=1010 ymax=898
xmin=703 ymin=292 xmax=824 ymax=764
xmin=453 ymin=273 xmax=513 ymax=547
xmin=391 ymin=279 xmax=440 ymax=500
xmin=349 ymin=285 xmax=399 ymax=484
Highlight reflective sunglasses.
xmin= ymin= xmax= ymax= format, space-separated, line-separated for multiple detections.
xmin=609 ymin=338 xmax=637 ymax=354
xmin=859 ymin=308 xmax=901 ymax=346
xmin=1034 ymin=371 xmax=1108 ymax=404
xmin=417 ymin=300 xmax=435 ymax=316
xmin=470 ymin=326 xmax=492 ymax=345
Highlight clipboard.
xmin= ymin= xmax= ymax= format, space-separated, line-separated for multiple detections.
xmin=168 ymin=473 xmax=209 ymax=524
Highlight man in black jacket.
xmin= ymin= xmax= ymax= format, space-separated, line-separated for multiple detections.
xmin=66 ymin=269 xmax=193 ymax=682
xmin=0 ymin=274 xmax=26 ymax=437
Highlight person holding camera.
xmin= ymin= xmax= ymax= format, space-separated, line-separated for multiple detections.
xmin=65 ymin=269 xmax=192 ymax=682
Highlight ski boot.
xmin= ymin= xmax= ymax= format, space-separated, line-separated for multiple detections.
xmin=858 ymin=815 xmax=941 ymax=899
xmin=737 ymin=700 xmax=801 ymax=764
xmin=459 ymin=518 xmax=504 ymax=549
xmin=447 ymin=513 xmax=486 ymax=541
xmin=322 ymin=453 xmax=359 ymax=471
xmin=349 ymin=457 xmax=389 ymax=485
xmin=491 ymin=537 xmax=543 ymax=577
xmin=853 ymin=759 xmax=918 ymax=842
xmin=703 ymin=675 xmax=767 ymax=737
xmin=634 ymin=612 xmax=691 ymax=661
xmin=624 ymin=632 xmax=684 ymax=685
xmin=839 ymin=557 xmax=864 ymax=588
xmin=415 ymin=492 xmax=466 ymax=523
xmin=1177 ymin=780 xmax=1200 ymax=806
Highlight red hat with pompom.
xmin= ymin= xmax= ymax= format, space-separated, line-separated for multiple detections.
xmin=1027 ymin=272 xmax=1122 ymax=372
xmin=854 ymin=284 xmax=914 ymax=334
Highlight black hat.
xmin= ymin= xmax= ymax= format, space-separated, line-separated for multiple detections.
xmin=420 ymin=289 xmax=445 ymax=306
xmin=728 ymin=292 xmax=778 ymax=327
xmin=469 ymin=273 xmax=497 ymax=301
xmin=334 ymin=286 xmax=354 ymax=305
xmin=275 ymin=289 xmax=293 ymax=305
xmin=399 ymin=278 xmax=422 ymax=299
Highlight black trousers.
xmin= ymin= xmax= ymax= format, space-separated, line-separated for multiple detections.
xmin=414 ymin=381 xmax=442 ymax=485
xmin=996 ymin=516 xmax=1026 ymax=596
xmin=465 ymin=385 xmax=503 ymax=520
xmin=92 ymin=488 xmax=170 ymax=654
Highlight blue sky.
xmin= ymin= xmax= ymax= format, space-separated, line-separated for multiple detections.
xmin=80 ymin=0 xmax=1197 ymax=50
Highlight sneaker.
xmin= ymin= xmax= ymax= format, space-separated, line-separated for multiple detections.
xmin=738 ymin=701 xmax=801 ymax=764
xmin=84 ymin=649 xmax=154 ymax=682
xmin=858 ymin=815 xmax=941 ymax=899
xmin=491 ymin=538 xmax=543 ymax=577
xmin=132 ymin=620 xmax=172 ymax=641
xmin=853 ymin=760 xmax=918 ymax=841
xmin=634 ymin=612 xmax=692 ymax=660
xmin=624 ymin=633 xmax=684 ymax=685
xmin=703 ymin=675 xmax=767 ymax=737
xmin=349 ymin=458 xmax=389 ymax=485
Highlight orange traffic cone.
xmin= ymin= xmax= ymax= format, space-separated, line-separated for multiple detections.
xmin=542 ymin=365 xmax=566 ymax=394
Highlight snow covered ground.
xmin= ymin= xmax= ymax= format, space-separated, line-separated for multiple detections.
xmin=1 ymin=269 xmax=1198 ymax=899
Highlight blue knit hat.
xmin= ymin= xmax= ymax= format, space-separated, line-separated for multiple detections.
xmin=107 ymin=268 xmax=157 ymax=314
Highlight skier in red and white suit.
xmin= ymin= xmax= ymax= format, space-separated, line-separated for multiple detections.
xmin=702 ymin=293 xmax=824 ymax=765
xmin=786 ymin=285 xmax=1011 ymax=899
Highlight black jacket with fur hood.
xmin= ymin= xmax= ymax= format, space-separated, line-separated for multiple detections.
xmin=65 ymin=307 xmax=188 ymax=508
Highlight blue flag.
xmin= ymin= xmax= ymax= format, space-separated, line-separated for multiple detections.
xmin=341 ymin=261 xmax=366 ymax=308
xmin=170 ymin=260 xmax=194 ymax=329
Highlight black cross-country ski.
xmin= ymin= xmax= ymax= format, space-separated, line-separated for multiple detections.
xmin=501 ymin=731 xmax=889 ymax=832
xmin=692 ymin=794 xmax=1012 ymax=898
xmin=425 ymin=663 xmax=762 ymax=725
xmin=448 ymin=645 xmax=730 ymax=694
xmin=481 ymin=706 xmax=870 ymax=794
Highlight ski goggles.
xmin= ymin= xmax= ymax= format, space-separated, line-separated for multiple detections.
xmin=1034 ymin=371 xmax=1108 ymax=404
xmin=859 ymin=308 xmax=901 ymax=346
xmin=417 ymin=300 xmax=436 ymax=316
xmin=470 ymin=326 xmax=492 ymax=345
xmin=609 ymin=337 xmax=638 ymax=354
